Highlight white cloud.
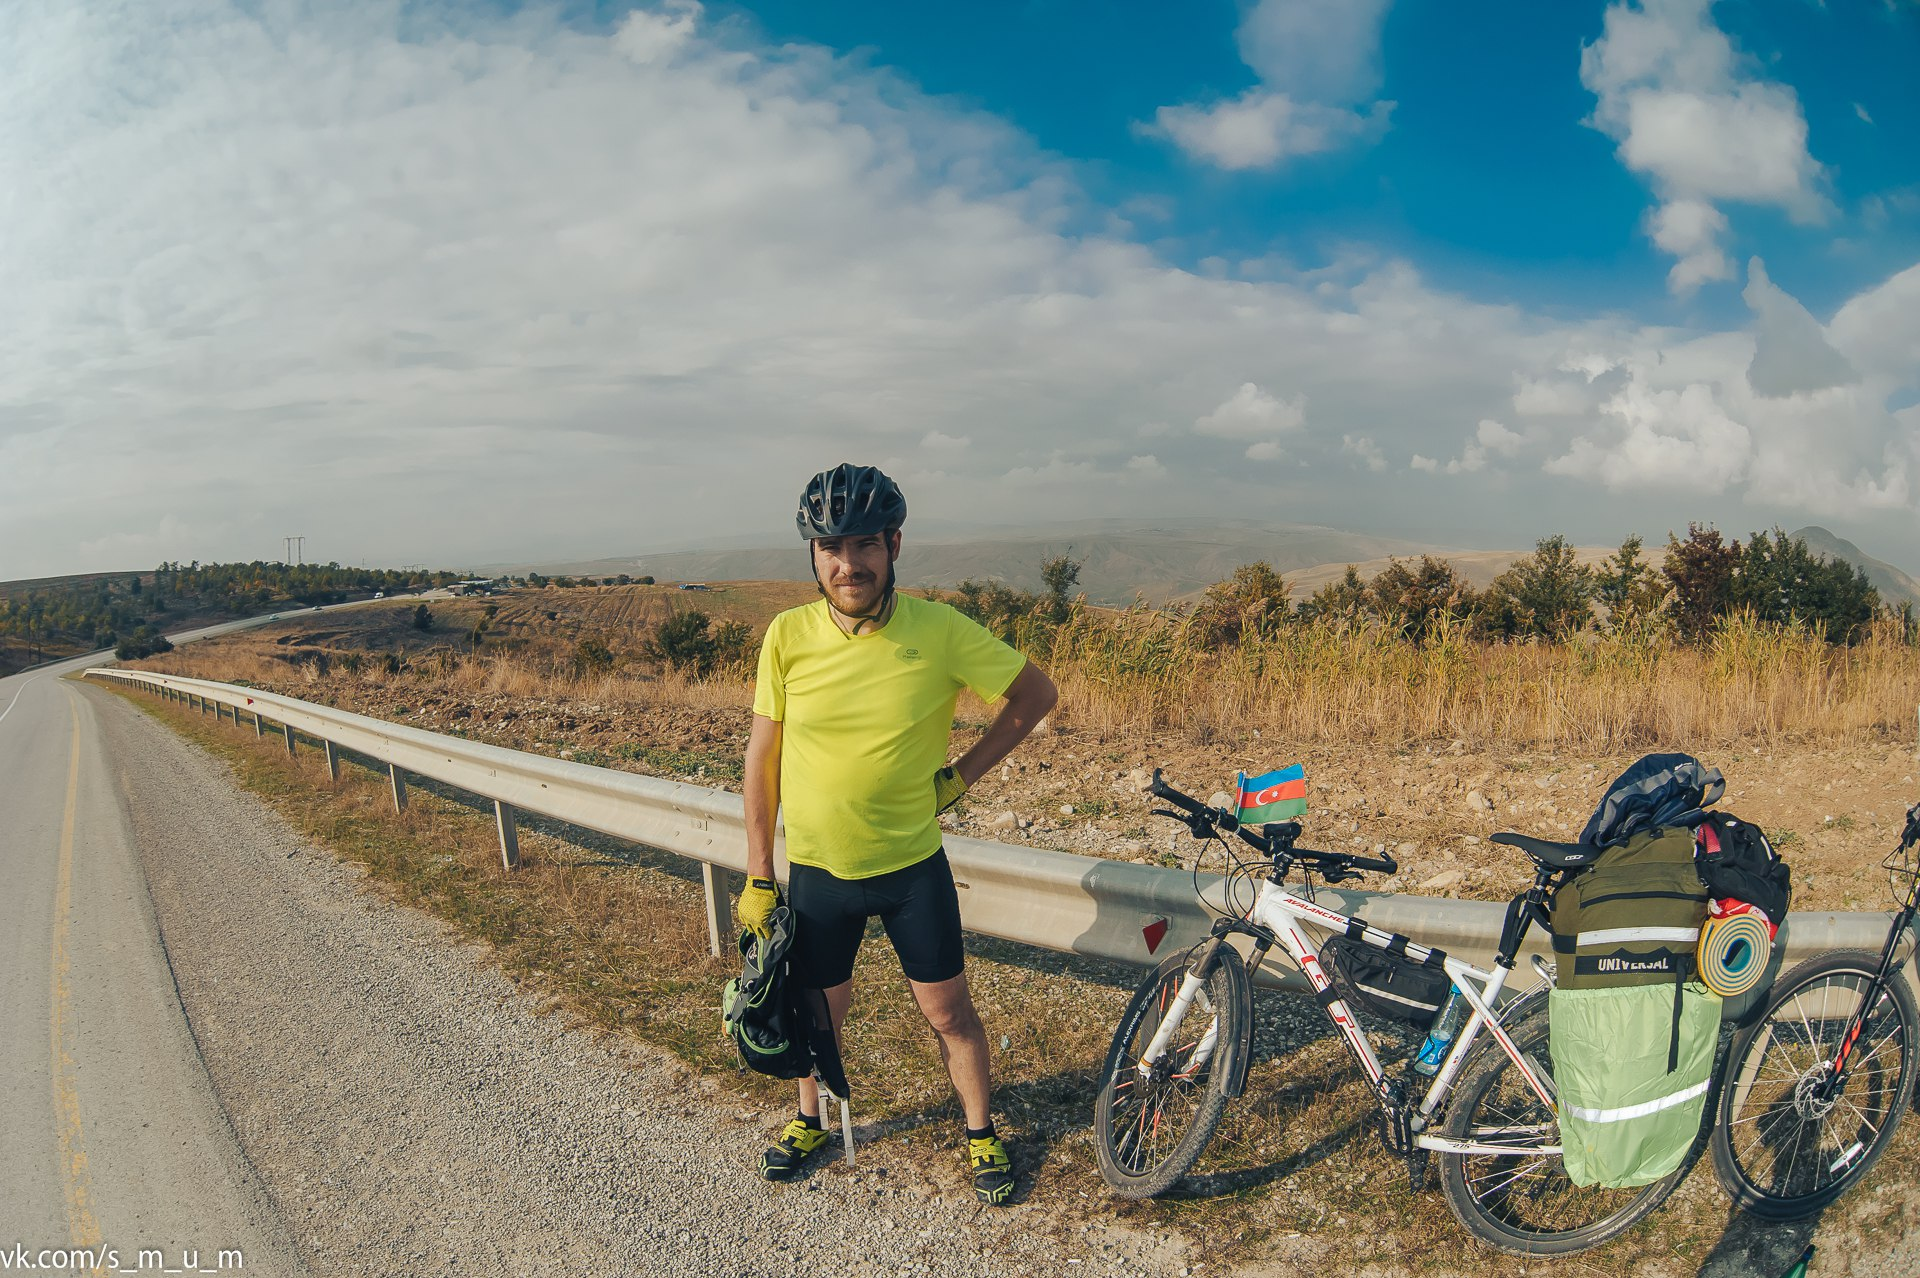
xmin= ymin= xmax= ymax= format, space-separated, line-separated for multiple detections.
xmin=1147 ymin=0 xmax=1394 ymax=171
xmin=1514 ymin=373 xmax=1601 ymax=417
xmin=614 ymin=0 xmax=701 ymax=64
xmin=0 ymin=0 xmax=1912 ymax=577
xmin=1407 ymin=418 xmax=1523 ymax=475
xmin=1646 ymin=198 xmax=1732 ymax=291
xmin=1582 ymin=0 xmax=1829 ymax=294
xmin=1545 ymin=380 xmax=1752 ymax=491
xmin=1742 ymin=258 xmax=1856 ymax=397
xmin=1855 ymin=102 xmax=1873 ymax=125
xmin=1826 ymin=261 xmax=1920 ymax=386
xmin=1150 ymin=93 xmax=1389 ymax=171
xmin=1194 ymin=384 xmax=1307 ymax=439
xmin=1341 ymin=434 xmax=1386 ymax=471
xmin=1476 ymin=419 xmax=1524 ymax=454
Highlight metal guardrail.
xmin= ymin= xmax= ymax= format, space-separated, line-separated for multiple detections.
xmin=85 ymin=668 xmax=1909 ymax=995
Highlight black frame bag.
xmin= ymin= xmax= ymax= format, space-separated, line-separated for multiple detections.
xmin=1321 ymin=935 xmax=1450 ymax=1030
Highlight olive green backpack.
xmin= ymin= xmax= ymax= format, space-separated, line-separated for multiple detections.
xmin=1549 ymin=826 xmax=1720 ymax=1188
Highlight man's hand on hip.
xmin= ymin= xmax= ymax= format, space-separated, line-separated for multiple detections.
xmin=737 ymin=876 xmax=780 ymax=938
xmin=933 ymin=765 xmax=970 ymax=814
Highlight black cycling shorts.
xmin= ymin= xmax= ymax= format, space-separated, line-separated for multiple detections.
xmin=787 ymin=848 xmax=964 ymax=989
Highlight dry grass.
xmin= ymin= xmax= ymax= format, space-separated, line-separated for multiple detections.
xmin=134 ymin=586 xmax=1920 ymax=757
xmin=1040 ymin=608 xmax=1920 ymax=750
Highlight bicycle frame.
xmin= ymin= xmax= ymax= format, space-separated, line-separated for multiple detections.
xmin=1140 ymin=875 xmax=1560 ymax=1157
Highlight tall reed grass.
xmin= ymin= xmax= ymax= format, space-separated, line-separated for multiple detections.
xmin=1037 ymin=606 xmax=1920 ymax=749
xmin=135 ymin=604 xmax=1920 ymax=750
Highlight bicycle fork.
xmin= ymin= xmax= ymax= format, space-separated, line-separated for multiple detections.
xmin=1137 ymin=936 xmax=1229 ymax=1079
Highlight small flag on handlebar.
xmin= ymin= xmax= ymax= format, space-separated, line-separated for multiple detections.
xmin=1236 ymin=765 xmax=1307 ymax=824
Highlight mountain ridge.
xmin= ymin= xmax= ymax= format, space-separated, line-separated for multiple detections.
xmin=476 ymin=521 xmax=1920 ymax=610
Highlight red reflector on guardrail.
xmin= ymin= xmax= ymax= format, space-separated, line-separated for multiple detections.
xmin=1142 ymin=917 xmax=1168 ymax=954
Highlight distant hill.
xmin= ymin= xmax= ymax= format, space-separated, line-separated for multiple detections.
xmin=1792 ymin=526 xmax=1920 ymax=610
xmin=485 ymin=519 xmax=1918 ymax=611
xmin=490 ymin=521 xmax=1475 ymax=606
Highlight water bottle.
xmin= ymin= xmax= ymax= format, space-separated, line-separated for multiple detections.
xmin=1412 ymin=985 xmax=1469 ymax=1076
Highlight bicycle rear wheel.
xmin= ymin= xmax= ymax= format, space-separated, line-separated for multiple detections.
xmin=1093 ymin=948 xmax=1248 ymax=1198
xmin=1710 ymin=951 xmax=1918 ymax=1220
xmin=1438 ymin=1010 xmax=1689 ymax=1255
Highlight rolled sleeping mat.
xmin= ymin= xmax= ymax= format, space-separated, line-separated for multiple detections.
xmin=1698 ymin=899 xmax=1774 ymax=998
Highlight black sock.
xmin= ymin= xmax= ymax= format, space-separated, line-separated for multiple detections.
xmin=796 ymin=1109 xmax=823 ymax=1130
xmin=964 ymin=1123 xmax=995 ymax=1142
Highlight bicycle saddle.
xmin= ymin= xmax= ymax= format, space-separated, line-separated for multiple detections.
xmin=1490 ymin=831 xmax=1598 ymax=870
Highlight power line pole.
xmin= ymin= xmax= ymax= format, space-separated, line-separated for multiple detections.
xmin=283 ymin=536 xmax=305 ymax=566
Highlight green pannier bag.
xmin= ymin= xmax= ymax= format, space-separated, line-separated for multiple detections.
xmin=1549 ymin=826 xmax=1721 ymax=1187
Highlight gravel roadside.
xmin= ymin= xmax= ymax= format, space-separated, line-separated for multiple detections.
xmin=84 ymin=684 xmax=1211 ymax=1278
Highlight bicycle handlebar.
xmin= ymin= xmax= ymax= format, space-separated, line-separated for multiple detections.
xmin=1148 ymin=769 xmax=1398 ymax=878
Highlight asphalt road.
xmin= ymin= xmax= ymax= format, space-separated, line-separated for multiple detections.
xmin=0 ymin=649 xmax=305 ymax=1274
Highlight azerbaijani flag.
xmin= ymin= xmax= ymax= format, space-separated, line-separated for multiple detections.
xmin=1236 ymin=764 xmax=1307 ymax=824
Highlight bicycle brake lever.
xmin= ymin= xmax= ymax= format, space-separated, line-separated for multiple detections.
xmin=1149 ymin=807 xmax=1214 ymax=838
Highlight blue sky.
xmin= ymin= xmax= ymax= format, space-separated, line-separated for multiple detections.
xmin=722 ymin=0 xmax=1918 ymax=320
xmin=2 ymin=0 xmax=1917 ymax=578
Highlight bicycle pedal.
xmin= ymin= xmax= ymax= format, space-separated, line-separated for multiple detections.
xmin=1405 ymin=1147 xmax=1430 ymax=1192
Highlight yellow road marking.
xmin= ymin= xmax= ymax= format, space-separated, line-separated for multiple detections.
xmin=50 ymin=697 xmax=106 ymax=1261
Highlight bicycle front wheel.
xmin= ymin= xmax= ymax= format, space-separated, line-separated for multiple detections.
xmin=1438 ymin=1010 xmax=1689 ymax=1255
xmin=1093 ymin=948 xmax=1247 ymax=1198
xmin=1711 ymin=951 xmax=1918 ymax=1220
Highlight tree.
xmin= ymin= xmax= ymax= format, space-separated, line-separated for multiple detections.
xmin=1732 ymin=528 xmax=1878 ymax=642
xmin=1193 ymin=561 xmax=1292 ymax=646
xmin=1593 ymin=535 xmax=1666 ymax=630
xmin=1039 ymin=552 xmax=1083 ymax=625
xmin=952 ymin=578 xmax=1040 ymax=638
xmin=1663 ymin=524 xmax=1740 ymax=641
xmin=572 ymin=637 xmax=615 ymax=675
xmin=115 ymin=627 xmax=173 ymax=660
xmin=1368 ymin=556 xmax=1476 ymax=642
xmin=648 ymin=609 xmax=718 ymax=674
xmin=412 ymin=603 xmax=435 ymax=632
xmin=1296 ymin=565 xmax=1370 ymax=624
xmin=1478 ymin=535 xmax=1593 ymax=639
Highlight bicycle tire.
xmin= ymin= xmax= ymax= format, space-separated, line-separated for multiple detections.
xmin=1710 ymin=950 xmax=1919 ymax=1220
xmin=1438 ymin=1009 xmax=1689 ymax=1255
xmin=1093 ymin=948 xmax=1248 ymax=1198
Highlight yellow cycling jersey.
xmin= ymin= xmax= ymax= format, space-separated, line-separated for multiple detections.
xmin=752 ymin=594 xmax=1026 ymax=879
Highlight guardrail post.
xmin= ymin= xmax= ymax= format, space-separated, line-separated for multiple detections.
xmin=283 ymin=724 xmax=296 ymax=758
xmin=389 ymin=764 xmax=408 ymax=813
xmin=702 ymin=865 xmax=738 ymax=959
xmin=323 ymin=740 xmax=340 ymax=782
xmin=494 ymin=800 xmax=520 ymax=870
xmin=254 ymin=711 xmax=264 ymax=738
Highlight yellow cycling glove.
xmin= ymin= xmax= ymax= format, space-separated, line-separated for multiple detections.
xmin=737 ymin=876 xmax=780 ymax=939
xmin=933 ymin=765 xmax=970 ymax=814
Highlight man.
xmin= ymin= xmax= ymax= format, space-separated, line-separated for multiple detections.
xmin=737 ymin=463 xmax=1058 ymax=1205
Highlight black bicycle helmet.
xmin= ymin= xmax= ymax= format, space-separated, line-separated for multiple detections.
xmin=796 ymin=463 xmax=906 ymax=540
